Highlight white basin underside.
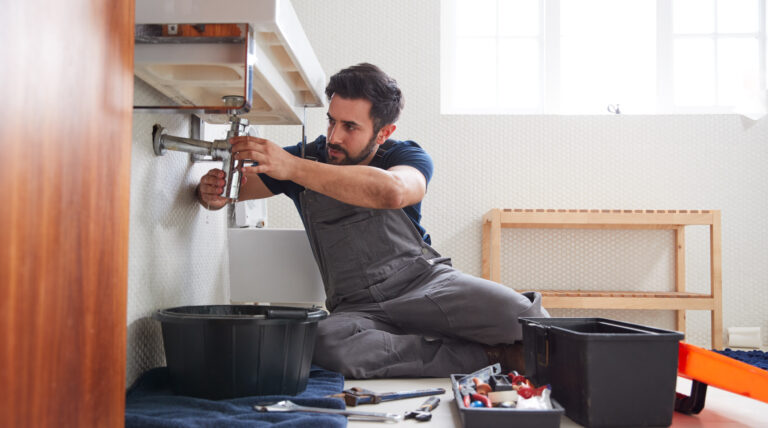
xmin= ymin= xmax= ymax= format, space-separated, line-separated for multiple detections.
xmin=134 ymin=0 xmax=326 ymax=124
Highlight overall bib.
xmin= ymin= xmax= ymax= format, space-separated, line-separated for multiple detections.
xmin=299 ymin=160 xmax=548 ymax=379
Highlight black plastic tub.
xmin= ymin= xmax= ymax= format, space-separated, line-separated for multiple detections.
xmin=154 ymin=305 xmax=327 ymax=399
xmin=520 ymin=317 xmax=684 ymax=427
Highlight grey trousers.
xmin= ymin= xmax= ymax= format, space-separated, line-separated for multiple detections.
xmin=312 ymin=260 xmax=549 ymax=378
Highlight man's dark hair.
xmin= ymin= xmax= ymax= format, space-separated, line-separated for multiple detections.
xmin=325 ymin=63 xmax=404 ymax=134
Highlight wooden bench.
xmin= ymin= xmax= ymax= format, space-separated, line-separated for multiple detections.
xmin=482 ymin=208 xmax=723 ymax=349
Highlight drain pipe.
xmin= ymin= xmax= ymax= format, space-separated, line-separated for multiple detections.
xmin=152 ymin=95 xmax=250 ymax=225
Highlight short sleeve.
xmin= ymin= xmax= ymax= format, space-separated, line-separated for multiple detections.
xmin=379 ymin=140 xmax=434 ymax=187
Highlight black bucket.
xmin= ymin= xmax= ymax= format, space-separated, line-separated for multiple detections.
xmin=154 ymin=305 xmax=328 ymax=399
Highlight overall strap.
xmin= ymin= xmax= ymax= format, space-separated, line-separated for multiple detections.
xmin=302 ymin=140 xmax=322 ymax=161
xmin=373 ymin=139 xmax=396 ymax=161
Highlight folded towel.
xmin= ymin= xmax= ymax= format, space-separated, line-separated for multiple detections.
xmin=126 ymin=366 xmax=346 ymax=428
xmin=714 ymin=348 xmax=768 ymax=372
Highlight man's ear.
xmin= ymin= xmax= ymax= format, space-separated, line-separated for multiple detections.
xmin=376 ymin=124 xmax=397 ymax=144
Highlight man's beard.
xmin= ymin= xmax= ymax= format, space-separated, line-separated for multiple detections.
xmin=327 ymin=134 xmax=378 ymax=165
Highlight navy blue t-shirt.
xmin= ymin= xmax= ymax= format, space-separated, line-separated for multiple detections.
xmin=258 ymin=135 xmax=434 ymax=244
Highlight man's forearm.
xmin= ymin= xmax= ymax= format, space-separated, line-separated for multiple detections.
xmin=290 ymin=158 xmax=407 ymax=209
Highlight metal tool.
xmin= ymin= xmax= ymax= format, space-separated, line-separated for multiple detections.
xmin=253 ymin=400 xmax=403 ymax=423
xmin=330 ymin=386 xmax=445 ymax=406
xmin=404 ymin=396 xmax=440 ymax=422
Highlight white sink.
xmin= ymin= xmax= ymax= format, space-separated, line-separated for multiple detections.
xmin=134 ymin=0 xmax=325 ymax=124
xmin=228 ymin=228 xmax=325 ymax=305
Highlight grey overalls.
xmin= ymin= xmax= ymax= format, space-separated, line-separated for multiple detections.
xmin=300 ymin=150 xmax=549 ymax=379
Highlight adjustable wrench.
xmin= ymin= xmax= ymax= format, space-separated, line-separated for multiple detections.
xmin=404 ymin=396 xmax=441 ymax=422
xmin=254 ymin=400 xmax=402 ymax=422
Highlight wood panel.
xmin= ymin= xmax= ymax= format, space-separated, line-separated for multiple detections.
xmin=0 ymin=0 xmax=134 ymax=426
xmin=162 ymin=23 xmax=243 ymax=37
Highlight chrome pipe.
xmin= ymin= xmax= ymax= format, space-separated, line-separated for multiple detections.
xmin=152 ymin=124 xmax=232 ymax=158
xmin=151 ymin=102 xmax=249 ymax=227
xmin=153 ymin=124 xmax=212 ymax=156
xmin=160 ymin=134 xmax=212 ymax=156
xmin=219 ymin=110 xmax=245 ymax=201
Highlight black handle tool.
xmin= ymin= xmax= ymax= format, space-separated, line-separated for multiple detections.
xmin=404 ymin=396 xmax=440 ymax=422
xmin=330 ymin=387 xmax=445 ymax=406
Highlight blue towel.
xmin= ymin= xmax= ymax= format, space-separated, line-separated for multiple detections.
xmin=126 ymin=366 xmax=346 ymax=428
xmin=714 ymin=348 xmax=768 ymax=372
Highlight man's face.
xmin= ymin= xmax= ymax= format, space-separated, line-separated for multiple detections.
xmin=326 ymin=95 xmax=380 ymax=165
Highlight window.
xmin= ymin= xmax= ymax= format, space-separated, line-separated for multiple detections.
xmin=441 ymin=0 xmax=543 ymax=113
xmin=440 ymin=0 xmax=767 ymax=115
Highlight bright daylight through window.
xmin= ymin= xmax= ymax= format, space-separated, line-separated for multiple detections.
xmin=440 ymin=0 xmax=767 ymax=116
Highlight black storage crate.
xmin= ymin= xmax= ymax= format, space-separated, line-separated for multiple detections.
xmin=520 ymin=317 xmax=684 ymax=427
xmin=155 ymin=305 xmax=327 ymax=399
xmin=450 ymin=374 xmax=564 ymax=428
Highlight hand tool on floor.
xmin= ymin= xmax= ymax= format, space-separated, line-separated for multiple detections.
xmin=254 ymin=400 xmax=403 ymax=422
xmin=329 ymin=386 xmax=445 ymax=406
xmin=404 ymin=396 xmax=440 ymax=422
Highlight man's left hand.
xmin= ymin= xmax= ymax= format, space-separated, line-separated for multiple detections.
xmin=230 ymin=136 xmax=298 ymax=181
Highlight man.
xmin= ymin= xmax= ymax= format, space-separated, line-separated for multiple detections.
xmin=197 ymin=63 xmax=549 ymax=378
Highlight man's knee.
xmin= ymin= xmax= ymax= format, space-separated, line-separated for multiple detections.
xmin=312 ymin=315 xmax=366 ymax=373
xmin=312 ymin=316 xmax=396 ymax=378
xmin=314 ymin=323 xmax=346 ymax=361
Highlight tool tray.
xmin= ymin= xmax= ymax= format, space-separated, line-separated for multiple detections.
xmin=520 ymin=317 xmax=683 ymax=427
xmin=450 ymin=374 xmax=563 ymax=428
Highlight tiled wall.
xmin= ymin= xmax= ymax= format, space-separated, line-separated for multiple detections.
xmin=262 ymin=0 xmax=768 ymax=348
xmin=126 ymin=79 xmax=231 ymax=386
xmin=125 ymin=0 xmax=768 ymax=384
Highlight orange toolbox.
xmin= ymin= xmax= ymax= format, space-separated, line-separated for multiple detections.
xmin=675 ymin=342 xmax=768 ymax=414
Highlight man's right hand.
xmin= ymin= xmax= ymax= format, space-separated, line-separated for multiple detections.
xmin=197 ymin=168 xmax=230 ymax=210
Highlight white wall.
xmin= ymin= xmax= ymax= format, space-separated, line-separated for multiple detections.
xmin=125 ymin=0 xmax=768 ymax=384
xmin=126 ymin=78 xmax=231 ymax=386
xmin=261 ymin=0 xmax=768 ymax=348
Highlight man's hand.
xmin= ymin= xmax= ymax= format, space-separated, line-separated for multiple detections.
xmin=197 ymin=168 xmax=231 ymax=210
xmin=231 ymin=136 xmax=299 ymax=181
xmin=227 ymin=135 xmax=426 ymax=210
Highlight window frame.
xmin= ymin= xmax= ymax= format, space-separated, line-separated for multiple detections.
xmin=440 ymin=0 xmax=768 ymax=115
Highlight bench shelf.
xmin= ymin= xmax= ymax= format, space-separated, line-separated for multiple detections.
xmin=481 ymin=208 xmax=723 ymax=349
